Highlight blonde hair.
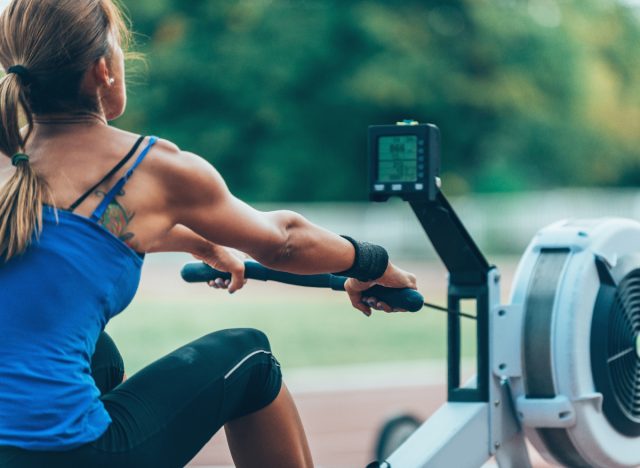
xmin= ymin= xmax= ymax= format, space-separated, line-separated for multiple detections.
xmin=0 ymin=0 xmax=131 ymax=261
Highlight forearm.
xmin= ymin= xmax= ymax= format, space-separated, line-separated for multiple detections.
xmin=254 ymin=211 xmax=356 ymax=275
xmin=148 ymin=224 xmax=214 ymax=257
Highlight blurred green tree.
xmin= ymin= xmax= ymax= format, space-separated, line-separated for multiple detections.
xmin=116 ymin=0 xmax=640 ymax=201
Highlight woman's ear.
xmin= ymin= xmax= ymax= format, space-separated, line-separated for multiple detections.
xmin=92 ymin=57 xmax=112 ymax=88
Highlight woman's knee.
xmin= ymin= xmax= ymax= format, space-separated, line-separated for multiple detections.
xmin=206 ymin=329 xmax=282 ymax=421
xmin=200 ymin=328 xmax=273 ymax=356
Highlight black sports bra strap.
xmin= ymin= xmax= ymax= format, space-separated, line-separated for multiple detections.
xmin=68 ymin=136 xmax=146 ymax=212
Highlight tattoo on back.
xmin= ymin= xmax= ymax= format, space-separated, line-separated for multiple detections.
xmin=96 ymin=189 xmax=137 ymax=248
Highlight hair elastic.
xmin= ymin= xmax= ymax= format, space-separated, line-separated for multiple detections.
xmin=7 ymin=65 xmax=31 ymax=84
xmin=11 ymin=153 xmax=29 ymax=167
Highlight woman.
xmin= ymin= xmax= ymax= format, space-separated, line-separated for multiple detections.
xmin=0 ymin=1 xmax=417 ymax=467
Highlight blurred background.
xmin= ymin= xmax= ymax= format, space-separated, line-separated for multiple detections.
xmin=113 ymin=1 xmax=640 ymax=466
xmin=106 ymin=0 xmax=640 ymax=368
xmin=3 ymin=0 xmax=640 ymax=466
xmin=117 ymin=0 xmax=640 ymax=200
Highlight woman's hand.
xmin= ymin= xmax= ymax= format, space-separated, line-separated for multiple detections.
xmin=343 ymin=263 xmax=418 ymax=317
xmin=194 ymin=245 xmax=247 ymax=294
xmin=147 ymin=224 xmax=248 ymax=293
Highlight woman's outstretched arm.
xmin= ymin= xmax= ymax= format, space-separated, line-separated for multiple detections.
xmin=151 ymin=141 xmax=416 ymax=314
xmin=159 ymin=149 xmax=356 ymax=275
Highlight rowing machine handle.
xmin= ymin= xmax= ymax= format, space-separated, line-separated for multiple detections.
xmin=181 ymin=261 xmax=424 ymax=312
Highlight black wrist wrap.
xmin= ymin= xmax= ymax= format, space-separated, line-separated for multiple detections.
xmin=335 ymin=235 xmax=389 ymax=282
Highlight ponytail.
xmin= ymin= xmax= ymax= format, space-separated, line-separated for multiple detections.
xmin=0 ymin=71 xmax=44 ymax=261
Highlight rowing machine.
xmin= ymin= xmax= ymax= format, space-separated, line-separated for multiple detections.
xmin=182 ymin=121 xmax=640 ymax=467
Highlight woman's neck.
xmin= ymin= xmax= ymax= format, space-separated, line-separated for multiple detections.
xmin=34 ymin=111 xmax=108 ymax=127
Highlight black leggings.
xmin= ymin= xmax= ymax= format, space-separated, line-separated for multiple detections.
xmin=0 ymin=329 xmax=282 ymax=468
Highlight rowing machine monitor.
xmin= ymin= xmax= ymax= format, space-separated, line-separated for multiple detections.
xmin=369 ymin=121 xmax=441 ymax=202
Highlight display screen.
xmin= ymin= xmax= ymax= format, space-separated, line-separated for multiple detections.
xmin=377 ymin=135 xmax=418 ymax=183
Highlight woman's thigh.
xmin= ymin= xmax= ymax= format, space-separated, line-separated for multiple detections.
xmin=91 ymin=331 xmax=126 ymax=395
xmin=0 ymin=328 xmax=282 ymax=468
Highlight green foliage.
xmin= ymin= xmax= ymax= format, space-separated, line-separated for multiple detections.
xmin=116 ymin=0 xmax=640 ymax=201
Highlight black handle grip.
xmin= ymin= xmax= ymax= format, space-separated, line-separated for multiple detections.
xmin=180 ymin=261 xmax=424 ymax=312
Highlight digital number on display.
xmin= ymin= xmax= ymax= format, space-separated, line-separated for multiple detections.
xmin=377 ymin=135 xmax=418 ymax=183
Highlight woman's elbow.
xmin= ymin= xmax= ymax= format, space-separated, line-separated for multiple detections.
xmin=257 ymin=210 xmax=306 ymax=268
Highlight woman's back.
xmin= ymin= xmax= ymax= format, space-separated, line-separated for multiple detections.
xmin=0 ymin=134 xmax=158 ymax=449
xmin=7 ymin=125 xmax=175 ymax=252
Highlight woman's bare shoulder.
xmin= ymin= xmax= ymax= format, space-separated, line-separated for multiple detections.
xmin=148 ymin=137 xmax=219 ymax=179
xmin=145 ymin=137 xmax=228 ymax=207
xmin=149 ymin=136 xmax=181 ymax=158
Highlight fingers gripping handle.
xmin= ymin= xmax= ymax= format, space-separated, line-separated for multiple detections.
xmin=358 ymin=285 xmax=423 ymax=312
xmin=180 ymin=261 xmax=424 ymax=312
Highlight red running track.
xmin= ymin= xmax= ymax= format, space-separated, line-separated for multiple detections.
xmin=188 ymin=384 xmax=552 ymax=468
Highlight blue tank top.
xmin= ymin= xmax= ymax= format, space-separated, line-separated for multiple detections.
xmin=0 ymin=136 xmax=157 ymax=450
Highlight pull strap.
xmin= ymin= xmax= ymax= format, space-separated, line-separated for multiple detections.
xmin=90 ymin=136 xmax=158 ymax=223
xmin=69 ymin=136 xmax=145 ymax=212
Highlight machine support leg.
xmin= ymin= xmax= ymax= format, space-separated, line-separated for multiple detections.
xmin=385 ymin=403 xmax=490 ymax=468
xmin=494 ymin=433 xmax=531 ymax=468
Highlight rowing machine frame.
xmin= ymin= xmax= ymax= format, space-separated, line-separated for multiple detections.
xmin=370 ymin=191 xmax=532 ymax=468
